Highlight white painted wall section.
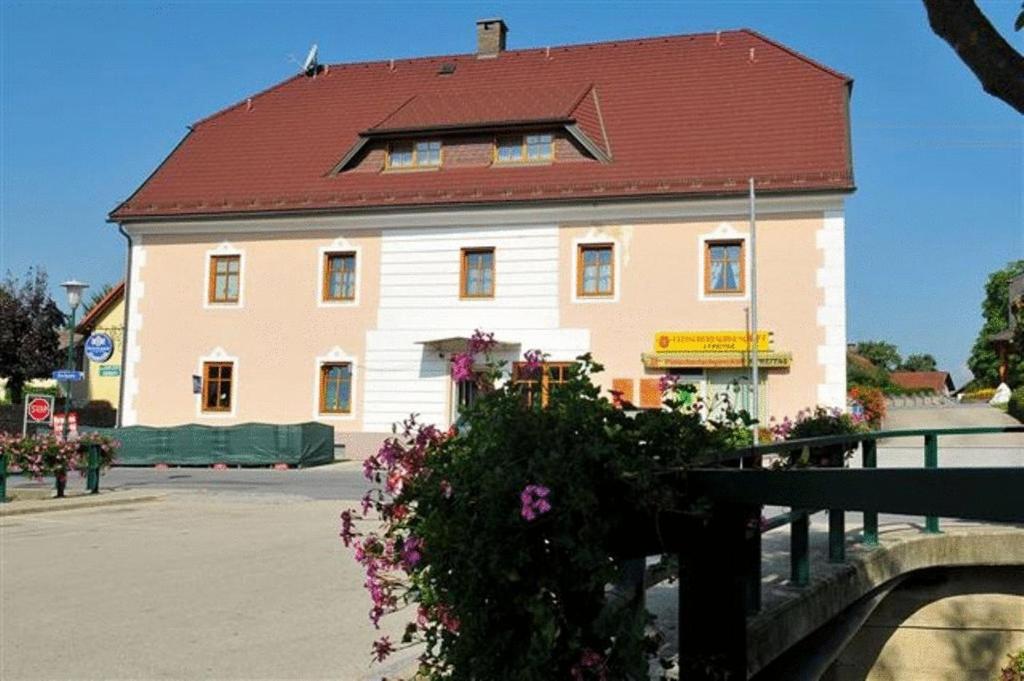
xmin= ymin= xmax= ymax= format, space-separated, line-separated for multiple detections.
xmin=816 ymin=210 xmax=847 ymax=408
xmin=363 ymin=224 xmax=590 ymax=432
xmin=121 ymin=239 xmax=146 ymax=426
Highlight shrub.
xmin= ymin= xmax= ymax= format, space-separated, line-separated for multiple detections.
xmin=1001 ymin=648 xmax=1024 ymax=681
xmin=848 ymin=385 xmax=886 ymax=428
xmin=342 ymin=332 xmax=751 ymax=680
xmin=769 ymin=406 xmax=865 ymax=467
xmin=1008 ymin=387 xmax=1024 ymax=423
xmin=0 ymin=432 xmax=119 ymax=478
xmin=962 ymin=387 xmax=997 ymax=403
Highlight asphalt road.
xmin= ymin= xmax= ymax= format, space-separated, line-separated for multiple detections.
xmin=9 ymin=404 xmax=1019 ymax=501
xmin=8 ymin=462 xmax=372 ymax=501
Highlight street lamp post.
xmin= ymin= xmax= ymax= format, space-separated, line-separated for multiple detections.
xmin=59 ymin=280 xmax=89 ymax=442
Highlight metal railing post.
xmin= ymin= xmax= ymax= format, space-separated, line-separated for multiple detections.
xmin=828 ymin=509 xmax=846 ymax=563
xmin=790 ymin=509 xmax=809 ymax=586
xmin=0 ymin=452 xmax=7 ymax=503
xmin=747 ymin=509 xmax=762 ymax=614
xmin=924 ymin=434 xmax=940 ymax=533
xmin=86 ymin=444 xmax=100 ymax=494
xmin=861 ymin=440 xmax=878 ymax=546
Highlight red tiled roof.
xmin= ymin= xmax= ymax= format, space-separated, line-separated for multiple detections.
xmin=889 ymin=372 xmax=955 ymax=393
xmin=110 ymin=29 xmax=854 ymax=221
xmin=366 ymin=84 xmax=590 ymax=132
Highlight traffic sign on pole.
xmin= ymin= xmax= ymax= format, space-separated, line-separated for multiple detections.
xmin=22 ymin=394 xmax=54 ymax=434
xmin=52 ymin=369 xmax=85 ymax=382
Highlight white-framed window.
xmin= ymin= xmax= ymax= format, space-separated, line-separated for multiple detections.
xmin=697 ymin=224 xmax=749 ymax=302
xmin=195 ymin=348 xmax=239 ymax=418
xmin=317 ymin=241 xmax=362 ymax=308
xmin=313 ymin=347 xmax=358 ymax=420
xmin=203 ymin=244 xmax=245 ymax=309
xmin=571 ymin=236 xmax=621 ymax=304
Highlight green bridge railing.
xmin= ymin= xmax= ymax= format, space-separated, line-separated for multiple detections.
xmin=659 ymin=425 xmax=1024 ymax=680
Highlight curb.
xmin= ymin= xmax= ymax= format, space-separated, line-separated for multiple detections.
xmin=0 ymin=493 xmax=164 ymax=517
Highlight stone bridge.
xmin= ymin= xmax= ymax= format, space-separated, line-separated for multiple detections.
xmin=647 ymin=411 xmax=1024 ymax=680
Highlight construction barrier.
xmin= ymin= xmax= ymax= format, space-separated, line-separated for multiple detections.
xmin=86 ymin=422 xmax=334 ymax=468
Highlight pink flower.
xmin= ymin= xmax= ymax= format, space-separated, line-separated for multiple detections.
xmin=520 ymin=484 xmax=552 ymax=521
xmin=570 ymin=648 xmax=608 ymax=680
xmin=450 ymin=352 xmax=474 ymax=382
xmin=658 ymin=374 xmax=679 ymax=394
xmin=372 ymin=636 xmax=395 ymax=662
xmin=400 ymin=536 xmax=423 ymax=570
xmin=521 ymin=349 xmax=544 ymax=377
xmin=468 ymin=328 xmax=496 ymax=355
xmin=339 ymin=510 xmax=358 ymax=547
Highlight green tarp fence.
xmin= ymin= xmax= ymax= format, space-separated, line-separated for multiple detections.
xmin=86 ymin=422 xmax=335 ymax=468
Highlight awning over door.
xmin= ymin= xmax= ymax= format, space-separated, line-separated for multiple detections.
xmin=416 ymin=336 xmax=520 ymax=354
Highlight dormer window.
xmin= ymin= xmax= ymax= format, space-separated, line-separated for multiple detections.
xmin=387 ymin=140 xmax=442 ymax=169
xmin=494 ymin=133 xmax=554 ymax=164
xmin=526 ymin=133 xmax=553 ymax=161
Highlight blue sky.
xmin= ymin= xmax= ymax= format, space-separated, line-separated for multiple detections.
xmin=1 ymin=1 xmax=1021 ymax=385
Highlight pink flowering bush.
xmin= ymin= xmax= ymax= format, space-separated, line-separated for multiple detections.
xmin=0 ymin=432 xmax=120 ymax=481
xmin=342 ymin=332 xmax=751 ymax=680
xmin=768 ymin=406 xmax=864 ymax=467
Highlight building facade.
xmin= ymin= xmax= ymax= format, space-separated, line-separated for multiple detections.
xmin=74 ymin=282 xmax=125 ymax=409
xmin=110 ymin=23 xmax=854 ymax=457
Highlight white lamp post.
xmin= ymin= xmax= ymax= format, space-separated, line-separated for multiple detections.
xmin=59 ymin=279 xmax=89 ymax=441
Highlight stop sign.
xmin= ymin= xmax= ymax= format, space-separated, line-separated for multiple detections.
xmin=27 ymin=397 xmax=52 ymax=422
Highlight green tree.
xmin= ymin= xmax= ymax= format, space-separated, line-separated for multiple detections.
xmin=967 ymin=260 xmax=1024 ymax=388
xmin=900 ymin=354 xmax=938 ymax=372
xmin=84 ymin=282 xmax=114 ymax=315
xmin=0 ymin=268 xmax=65 ymax=404
xmin=855 ymin=341 xmax=902 ymax=372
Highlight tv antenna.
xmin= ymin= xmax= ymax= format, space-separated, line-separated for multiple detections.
xmin=302 ymin=44 xmax=320 ymax=76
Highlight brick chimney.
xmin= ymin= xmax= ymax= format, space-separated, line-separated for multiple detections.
xmin=476 ymin=18 xmax=508 ymax=57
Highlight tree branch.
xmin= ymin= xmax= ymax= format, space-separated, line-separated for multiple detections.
xmin=923 ymin=0 xmax=1024 ymax=113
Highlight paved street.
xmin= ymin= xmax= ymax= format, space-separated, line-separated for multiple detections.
xmin=0 ymin=491 xmax=419 ymax=681
xmin=8 ymin=461 xmax=372 ymax=501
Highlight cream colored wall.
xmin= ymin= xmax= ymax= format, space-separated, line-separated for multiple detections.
xmin=558 ymin=215 xmax=828 ymax=421
xmin=132 ymin=230 xmax=380 ymax=428
xmin=83 ymin=297 xmax=125 ymax=407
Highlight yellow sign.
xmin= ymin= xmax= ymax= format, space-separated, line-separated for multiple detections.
xmin=654 ymin=331 xmax=770 ymax=353
xmin=642 ymin=351 xmax=791 ymax=369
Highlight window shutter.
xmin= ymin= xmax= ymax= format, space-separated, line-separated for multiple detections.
xmin=611 ymin=378 xmax=635 ymax=406
xmin=639 ymin=378 xmax=662 ymax=409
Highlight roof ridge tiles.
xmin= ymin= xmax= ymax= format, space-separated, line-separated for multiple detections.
xmin=319 ymin=28 xmax=751 ymax=72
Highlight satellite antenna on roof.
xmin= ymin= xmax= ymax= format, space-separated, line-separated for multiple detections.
xmin=302 ymin=44 xmax=320 ymax=76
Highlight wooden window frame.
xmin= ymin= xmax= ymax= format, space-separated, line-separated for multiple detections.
xmin=576 ymin=243 xmax=615 ymax=298
xmin=492 ymin=133 xmax=556 ymax=165
xmin=202 ymin=361 xmax=234 ymax=412
xmin=460 ymin=247 xmax=495 ymax=299
xmin=322 ymin=251 xmax=357 ymax=302
xmin=525 ymin=133 xmax=554 ymax=161
xmin=704 ymin=239 xmax=746 ymax=296
xmin=386 ymin=140 xmax=442 ymax=169
xmin=513 ymin=361 xmax=574 ymax=407
xmin=208 ymin=254 xmax=241 ymax=304
xmin=319 ymin=362 xmax=353 ymax=414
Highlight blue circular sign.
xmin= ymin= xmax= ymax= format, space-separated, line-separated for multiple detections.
xmin=84 ymin=332 xmax=115 ymax=363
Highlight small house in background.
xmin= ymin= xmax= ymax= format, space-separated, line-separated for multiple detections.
xmin=889 ymin=371 xmax=955 ymax=397
xmin=74 ymin=281 xmax=125 ymax=417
